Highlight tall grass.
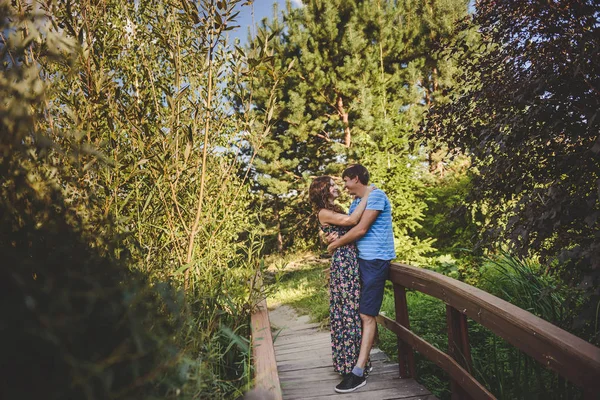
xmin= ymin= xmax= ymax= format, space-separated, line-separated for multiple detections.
xmin=470 ymin=252 xmax=585 ymax=400
xmin=1 ymin=0 xmax=283 ymax=398
xmin=478 ymin=252 xmax=582 ymax=327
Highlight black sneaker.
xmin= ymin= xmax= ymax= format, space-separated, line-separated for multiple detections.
xmin=334 ymin=372 xmax=366 ymax=393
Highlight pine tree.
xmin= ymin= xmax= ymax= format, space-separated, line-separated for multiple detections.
xmin=246 ymin=0 xmax=469 ymax=261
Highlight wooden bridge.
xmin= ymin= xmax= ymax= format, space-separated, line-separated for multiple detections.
xmin=250 ymin=263 xmax=600 ymax=399
xmin=265 ymin=305 xmax=434 ymax=399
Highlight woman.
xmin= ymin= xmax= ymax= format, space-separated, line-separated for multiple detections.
xmin=309 ymin=176 xmax=373 ymax=376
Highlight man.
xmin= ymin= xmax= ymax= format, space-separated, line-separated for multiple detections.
xmin=327 ymin=164 xmax=396 ymax=393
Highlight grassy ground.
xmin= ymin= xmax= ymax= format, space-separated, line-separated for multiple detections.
xmin=265 ymin=252 xmax=330 ymax=326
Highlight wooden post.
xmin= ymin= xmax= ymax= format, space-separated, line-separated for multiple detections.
xmin=447 ymin=305 xmax=473 ymax=400
xmin=394 ymin=283 xmax=416 ymax=378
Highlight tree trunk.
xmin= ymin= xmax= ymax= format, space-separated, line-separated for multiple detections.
xmin=276 ymin=225 xmax=283 ymax=253
xmin=337 ymin=95 xmax=351 ymax=147
xmin=274 ymin=200 xmax=283 ymax=253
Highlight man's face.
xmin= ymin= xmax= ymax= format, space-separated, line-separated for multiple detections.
xmin=343 ymin=176 xmax=360 ymax=196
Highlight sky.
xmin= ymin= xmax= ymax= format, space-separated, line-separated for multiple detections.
xmin=229 ymin=1 xmax=474 ymax=44
xmin=229 ymin=0 xmax=302 ymax=44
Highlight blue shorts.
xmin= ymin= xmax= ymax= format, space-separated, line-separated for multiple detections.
xmin=358 ymin=258 xmax=391 ymax=316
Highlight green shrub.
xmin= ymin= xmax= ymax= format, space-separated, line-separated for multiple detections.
xmin=470 ymin=253 xmax=585 ymax=399
xmin=0 ymin=168 xmax=181 ymax=399
xmin=0 ymin=1 xmax=268 ymax=398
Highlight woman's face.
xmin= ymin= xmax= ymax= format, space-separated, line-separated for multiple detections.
xmin=328 ymin=179 xmax=340 ymax=200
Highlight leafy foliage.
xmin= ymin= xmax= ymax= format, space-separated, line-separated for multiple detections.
xmin=1 ymin=3 xmax=178 ymax=398
xmin=246 ymin=0 xmax=470 ymax=262
xmin=424 ymin=0 xmax=600 ymax=280
xmin=470 ymin=253 xmax=586 ymax=400
xmin=0 ymin=181 xmax=181 ymax=399
xmin=1 ymin=0 xmax=280 ymax=398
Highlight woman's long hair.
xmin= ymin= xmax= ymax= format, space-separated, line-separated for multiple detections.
xmin=309 ymin=176 xmax=344 ymax=214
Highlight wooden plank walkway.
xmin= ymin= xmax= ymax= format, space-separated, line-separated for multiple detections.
xmin=269 ymin=305 xmax=436 ymax=400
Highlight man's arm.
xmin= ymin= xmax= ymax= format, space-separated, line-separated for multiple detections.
xmin=327 ymin=209 xmax=380 ymax=253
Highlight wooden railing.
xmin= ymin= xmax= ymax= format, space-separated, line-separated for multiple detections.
xmin=377 ymin=263 xmax=600 ymax=399
xmin=250 ymin=297 xmax=282 ymax=400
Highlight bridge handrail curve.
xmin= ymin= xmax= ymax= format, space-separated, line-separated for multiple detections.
xmin=382 ymin=262 xmax=600 ymax=399
xmin=250 ymin=296 xmax=282 ymax=400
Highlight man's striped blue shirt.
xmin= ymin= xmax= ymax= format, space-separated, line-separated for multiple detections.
xmin=348 ymin=189 xmax=396 ymax=260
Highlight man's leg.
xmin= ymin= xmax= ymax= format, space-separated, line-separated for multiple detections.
xmin=354 ymin=259 xmax=389 ymax=373
xmin=355 ymin=313 xmax=376 ymax=369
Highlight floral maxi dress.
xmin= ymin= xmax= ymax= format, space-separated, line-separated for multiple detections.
xmin=321 ymin=224 xmax=362 ymax=375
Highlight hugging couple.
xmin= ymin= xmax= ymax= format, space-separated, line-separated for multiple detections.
xmin=309 ymin=164 xmax=395 ymax=393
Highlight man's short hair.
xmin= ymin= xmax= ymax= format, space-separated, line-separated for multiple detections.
xmin=342 ymin=164 xmax=369 ymax=185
